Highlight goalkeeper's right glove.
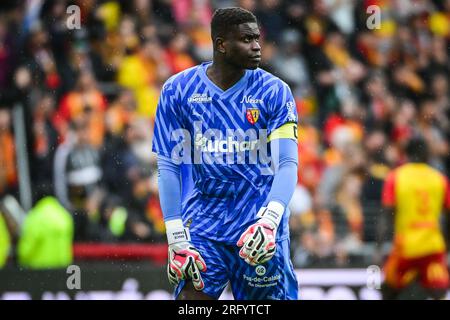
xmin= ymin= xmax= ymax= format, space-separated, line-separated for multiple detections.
xmin=237 ymin=201 xmax=284 ymax=266
xmin=166 ymin=219 xmax=207 ymax=291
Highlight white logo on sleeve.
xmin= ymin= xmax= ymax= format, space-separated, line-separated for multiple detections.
xmin=286 ymin=101 xmax=297 ymax=122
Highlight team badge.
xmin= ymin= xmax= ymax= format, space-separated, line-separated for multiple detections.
xmin=246 ymin=108 xmax=259 ymax=124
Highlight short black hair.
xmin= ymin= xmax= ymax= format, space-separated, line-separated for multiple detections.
xmin=211 ymin=7 xmax=257 ymax=41
xmin=406 ymin=137 xmax=429 ymax=163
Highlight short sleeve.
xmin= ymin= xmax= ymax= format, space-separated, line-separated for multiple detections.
xmin=267 ymin=82 xmax=298 ymax=140
xmin=382 ymin=171 xmax=396 ymax=207
xmin=152 ymin=81 xmax=188 ymax=160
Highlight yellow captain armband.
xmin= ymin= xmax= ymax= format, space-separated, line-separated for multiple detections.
xmin=267 ymin=123 xmax=298 ymax=142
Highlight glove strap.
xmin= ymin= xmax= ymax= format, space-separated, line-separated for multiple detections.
xmin=165 ymin=219 xmax=191 ymax=245
xmin=257 ymin=201 xmax=284 ymax=228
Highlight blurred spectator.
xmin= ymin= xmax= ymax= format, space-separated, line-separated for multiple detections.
xmin=101 ymin=14 xmax=140 ymax=73
xmin=290 ymin=192 xmax=335 ymax=267
xmin=363 ymin=72 xmax=396 ymax=130
xmin=30 ymin=93 xmax=59 ymax=197
xmin=117 ymin=38 xmax=170 ymax=118
xmin=416 ymin=98 xmax=449 ymax=172
xmin=256 ymin=0 xmax=285 ymax=43
xmin=0 ymin=211 xmax=11 ymax=268
xmin=17 ymin=196 xmax=73 ymax=269
xmin=184 ymin=5 xmax=214 ymax=62
xmin=164 ymin=32 xmax=197 ymax=74
xmin=289 ymin=184 xmax=313 ymax=265
xmin=53 ymin=118 xmax=103 ymax=240
xmin=103 ymin=119 xmax=146 ymax=200
xmin=297 ymin=116 xmax=323 ymax=190
xmin=91 ymin=194 xmax=156 ymax=242
xmin=23 ymin=25 xmax=62 ymax=94
xmin=310 ymin=31 xmax=366 ymax=124
xmin=102 ymin=117 xmax=159 ymax=241
xmin=323 ymin=99 xmax=364 ymax=151
xmin=54 ymin=70 xmax=107 ymax=148
xmin=271 ymin=29 xmax=311 ymax=98
xmin=96 ymin=195 xmax=128 ymax=241
xmin=0 ymin=108 xmax=17 ymax=197
xmin=0 ymin=17 xmax=17 ymax=91
xmin=319 ymin=141 xmax=366 ymax=265
xmin=323 ymin=0 xmax=355 ymax=35
xmin=104 ymin=88 xmax=137 ymax=137
xmin=430 ymin=72 xmax=450 ymax=172
xmin=391 ymin=98 xmax=416 ymax=145
xmin=296 ymin=0 xmax=339 ymax=50
xmin=394 ymin=0 xmax=433 ymax=19
xmin=333 ymin=170 xmax=364 ymax=265
xmin=172 ymin=0 xmax=213 ymax=27
xmin=430 ymin=72 xmax=450 ymax=137
xmin=360 ymin=129 xmax=390 ymax=242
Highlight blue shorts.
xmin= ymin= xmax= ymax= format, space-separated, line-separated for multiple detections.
xmin=174 ymin=235 xmax=299 ymax=300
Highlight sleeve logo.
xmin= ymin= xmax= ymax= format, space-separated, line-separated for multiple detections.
xmin=286 ymin=101 xmax=297 ymax=122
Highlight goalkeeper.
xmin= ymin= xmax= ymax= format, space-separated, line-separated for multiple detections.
xmin=153 ymin=7 xmax=299 ymax=300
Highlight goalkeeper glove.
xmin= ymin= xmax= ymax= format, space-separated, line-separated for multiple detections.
xmin=237 ymin=201 xmax=284 ymax=266
xmin=166 ymin=219 xmax=207 ymax=291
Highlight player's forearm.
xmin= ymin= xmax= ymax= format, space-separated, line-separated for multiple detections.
xmin=237 ymin=139 xmax=298 ymax=264
xmin=265 ymin=138 xmax=298 ymax=210
xmin=157 ymin=156 xmax=182 ymax=222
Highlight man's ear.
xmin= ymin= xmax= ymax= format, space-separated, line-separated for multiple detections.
xmin=215 ymin=37 xmax=226 ymax=54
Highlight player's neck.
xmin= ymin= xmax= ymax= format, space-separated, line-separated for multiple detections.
xmin=206 ymin=60 xmax=246 ymax=91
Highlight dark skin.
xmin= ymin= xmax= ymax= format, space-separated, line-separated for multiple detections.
xmin=207 ymin=22 xmax=261 ymax=91
xmin=177 ymin=21 xmax=261 ymax=301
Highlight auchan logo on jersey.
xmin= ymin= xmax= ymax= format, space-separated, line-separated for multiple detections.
xmin=194 ymin=134 xmax=259 ymax=153
xmin=169 ymin=121 xmax=276 ymax=173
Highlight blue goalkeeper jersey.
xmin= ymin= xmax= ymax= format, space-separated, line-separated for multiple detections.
xmin=152 ymin=61 xmax=298 ymax=244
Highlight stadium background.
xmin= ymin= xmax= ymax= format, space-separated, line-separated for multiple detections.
xmin=0 ymin=0 xmax=449 ymax=299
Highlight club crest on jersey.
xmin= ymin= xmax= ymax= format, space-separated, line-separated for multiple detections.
xmin=246 ymin=108 xmax=260 ymax=125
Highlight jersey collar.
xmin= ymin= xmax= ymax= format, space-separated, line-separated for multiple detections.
xmin=198 ymin=61 xmax=250 ymax=97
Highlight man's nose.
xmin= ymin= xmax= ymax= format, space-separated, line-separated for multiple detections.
xmin=251 ymin=40 xmax=261 ymax=51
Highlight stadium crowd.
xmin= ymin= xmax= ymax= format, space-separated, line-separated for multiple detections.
xmin=0 ymin=0 xmax=449 ymax=268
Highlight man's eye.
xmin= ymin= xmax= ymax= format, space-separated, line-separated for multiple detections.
xmin=243 ymin=36 xmax=259 ymax=43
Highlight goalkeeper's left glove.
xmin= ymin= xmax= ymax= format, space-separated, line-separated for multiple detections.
xmin=166 ymin=219 xmax=207 ymax=291
xmin=237 ymin=201 xmax=284 ymax=266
